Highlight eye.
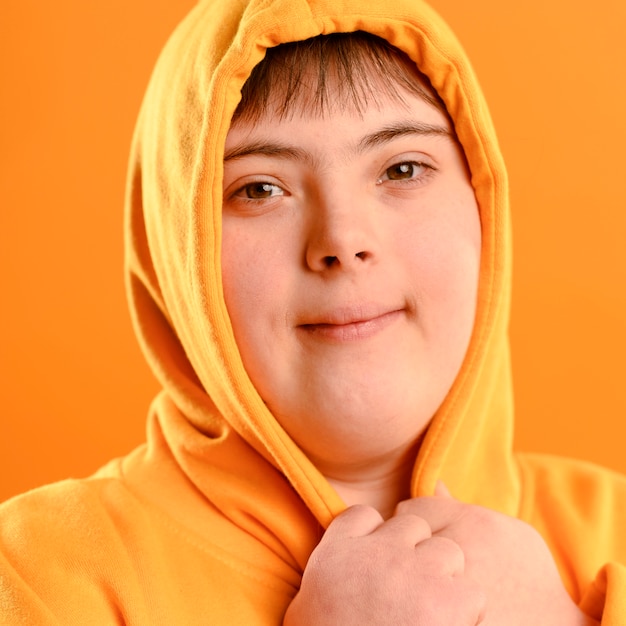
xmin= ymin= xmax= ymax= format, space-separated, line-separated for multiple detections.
xmin=379 ymin=161 xmax=429 ymax=183
xmin=235 ymin=182 xmax=284 ymax=200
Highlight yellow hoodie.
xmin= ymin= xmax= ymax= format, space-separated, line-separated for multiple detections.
xmin=2 ymin=0 xmax=626 ymax=623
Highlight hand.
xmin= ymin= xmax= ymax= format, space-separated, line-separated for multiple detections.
xmin=283 ymin=503 xmax=486 ymax=625
xmin=395 ymin=485 xmax=599 ymax=625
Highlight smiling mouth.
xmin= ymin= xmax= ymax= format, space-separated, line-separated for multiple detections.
xmin=298 ymin=308 xmax=404 ymax=342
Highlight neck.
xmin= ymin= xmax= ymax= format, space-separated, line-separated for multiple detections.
xmin=322 ymin=439 xmax=422 ymax=519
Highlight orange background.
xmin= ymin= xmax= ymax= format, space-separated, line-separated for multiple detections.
xmin=1 ymin=1 xmax=625 ymax=503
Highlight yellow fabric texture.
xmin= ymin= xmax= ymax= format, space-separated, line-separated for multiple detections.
xmin=2 ymin=0 xmax=626 ymax=622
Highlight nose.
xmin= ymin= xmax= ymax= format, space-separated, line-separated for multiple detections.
xmin=304 ymin=194 xmax=379 ymax=272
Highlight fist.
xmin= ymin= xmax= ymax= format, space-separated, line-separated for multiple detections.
xmin=284 ymin=504 xmax=486 ymax=625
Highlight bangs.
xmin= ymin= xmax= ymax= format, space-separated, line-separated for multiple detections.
xmin=232 ymin=32 xmax=448 ymax=124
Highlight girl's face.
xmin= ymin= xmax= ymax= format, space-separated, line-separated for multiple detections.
xmin=221 ymin=85 xmax=480 ymax=477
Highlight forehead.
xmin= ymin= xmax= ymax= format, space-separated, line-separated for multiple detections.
xmin=224 ymin=86 xmax=455 ymax=167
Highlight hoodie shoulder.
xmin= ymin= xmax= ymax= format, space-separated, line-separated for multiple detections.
xmin=518 ymin=451 xmax=626 ymax=602
xmin=0 ymin=469 xmax=298 ymax=624
xmin=0 ymin=475 xmax=143 ymax=623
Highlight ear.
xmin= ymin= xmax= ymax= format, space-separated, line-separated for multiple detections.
xmin=434 ymin=480 xmax=452 ymax=498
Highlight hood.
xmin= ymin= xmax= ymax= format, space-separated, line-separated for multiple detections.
xmin=124 ymin=0 xmax=519 ymax=529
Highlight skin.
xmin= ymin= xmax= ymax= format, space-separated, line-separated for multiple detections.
xmin=221 ymin=85 xmax=481 ymax=518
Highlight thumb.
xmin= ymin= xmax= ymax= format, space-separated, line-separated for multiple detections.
xmin=323 ymin=504 xmax=385 ymax=541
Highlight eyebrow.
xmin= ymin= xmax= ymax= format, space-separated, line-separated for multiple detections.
xmin=223 ymin=121 xmax=453 ymax=163
xmin=223 ymin=141 xmax=311 ymax=163
xmin=357 ymin=122 xmax=452 ymax=151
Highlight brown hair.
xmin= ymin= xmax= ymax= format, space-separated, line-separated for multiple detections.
xmin=232 ymin=32 xmax=449 ymax=124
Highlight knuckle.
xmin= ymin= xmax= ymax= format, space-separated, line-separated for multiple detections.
xmin=415 ymin=535 xmax=466 ymax=576
xmin=385 ymin=512 xmax=432 ymax=540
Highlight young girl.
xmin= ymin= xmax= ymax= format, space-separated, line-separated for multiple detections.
xmin=1 ymin=0 xmax=624 ymax=622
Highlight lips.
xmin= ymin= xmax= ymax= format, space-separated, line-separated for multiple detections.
xmin=298 ymin=304 xmax=404 ymax=342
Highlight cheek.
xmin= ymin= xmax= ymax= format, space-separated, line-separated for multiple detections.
xmin=222 ymin=231 xmax=269 ymax=333
xmin=434 ymin=199 xmax=482 ymax=354
xmin=430 ymin=184 xmax=482 ymax=282
xmin=400 ymin=195 xmax=480 ymax=291
xmin=221 ymin=221 xmax=296 ymax=367
xmin=402 ymin=192 xmax=481 ymax=347
xmin=221 ymin=227 xmax=301 ymax=421
xmin=221 ymin=233 xmax=254 ymax=326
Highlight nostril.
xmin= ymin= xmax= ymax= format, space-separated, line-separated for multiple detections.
xmin=320 ymin=252 xmax=369 ymax=268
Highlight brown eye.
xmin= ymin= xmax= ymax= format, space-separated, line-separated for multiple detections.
xmin=240 ymin=182 xmax=284 ymax=199
xmin=385 ymin=162 xmax=422 ymax=180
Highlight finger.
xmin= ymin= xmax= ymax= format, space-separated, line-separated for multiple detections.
xmin=395 ymin=496 xmax=466 ymax=535
xmin=435 ymin=479 xmax=452 ymax=498
xmin=413 ymin=535 xmax=466 ymax=578
xmin=371 ymin=512 xmax=432 ymax=546
xmin=323 ymin=504 xmax=385 ymax=540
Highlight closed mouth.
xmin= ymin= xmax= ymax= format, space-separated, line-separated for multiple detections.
xmin=298 ymin=306 xmax=404 ymax=342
